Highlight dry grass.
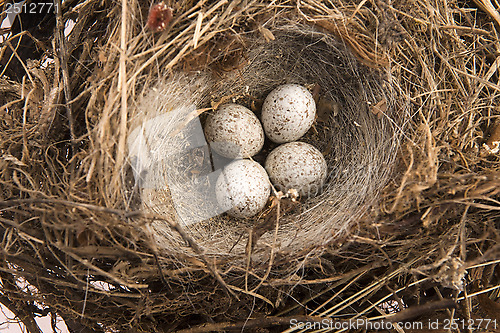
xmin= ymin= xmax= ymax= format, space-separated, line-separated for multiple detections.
xmin=0 ymin=0 xmax=499 ymax=332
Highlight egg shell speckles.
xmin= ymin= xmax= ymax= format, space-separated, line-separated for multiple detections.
xmin=204 ymin=104 xmax=264 ymax=159
xmin=265 ymin=142 xmax=327 ymax=197
xmin=216 ymin=159 xmax=271 ymax=218
xmin=261 ymin=84 xmax=316 ymax=143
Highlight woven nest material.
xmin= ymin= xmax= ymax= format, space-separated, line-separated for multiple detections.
xmin=0 ymin=0 xmax=499 ymax=332
xmin=128 ymin=23 xmax=403 ymax=261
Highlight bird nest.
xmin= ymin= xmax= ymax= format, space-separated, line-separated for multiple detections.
xmin=0 ymin=0 xmax=499 ymax=332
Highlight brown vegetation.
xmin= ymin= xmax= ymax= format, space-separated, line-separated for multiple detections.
xmin=0 ymin=0 xmax=498 ymax=332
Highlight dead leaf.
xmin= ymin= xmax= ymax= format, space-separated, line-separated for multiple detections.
xmin=311 ymin=83 xmax=321 ymax=104
xmin=76 ymin=227 xmax=94 ymax=247
xmin=259 ymin=26 xmax=275 ymax=42
xmin=370 ymin=99 xmax=387 ymax=118
xmin=483 ymin=119 xmax=500 ymax=154
xmin=316 ymin=96 xmax=339 ymax=122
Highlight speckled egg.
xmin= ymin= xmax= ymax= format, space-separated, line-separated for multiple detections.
xmin=216 ymin=159 xmax=270 ymax=218
xmin=204 ymin=104 xmax=264 ymax=159
xmin=261 ymin=84 xmax=316 ymax=143
xmin=265 ymin=142 xmax=327 ymax=197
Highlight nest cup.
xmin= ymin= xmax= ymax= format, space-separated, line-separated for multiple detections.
xmin=128 ymin=23 xmax=401 ymax=262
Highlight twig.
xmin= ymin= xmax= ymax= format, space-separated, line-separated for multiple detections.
xmin=386 ymin=299 xmax=457 ymax=322
xmin=81 ymin=268 xmax=90 ymax=318
xmin=54 ymin=0 xmax=76 ymax=151
xmin=172 ymin=216 xmax=239 ymax=300
xmin=174 ymin=315 xmax=334 ymax=333
xmin=472 ymin=0 xmax=500 ymax=29
xmin=111 ymin=0 xmax=130 ymax=196
xmin=0 ymin=272 xmax=43 ymax=333
xmin=251 ymin=195 xmax=281 ymax=293
xmin=175 ymin=299 xmax=456 ymax=333
xmin=0 ymin=198 xmax=239 ymax=299
xmin=3 ymin=40 xmax=34 ymax=82
xmin=0 ymin=295 xmax=42 ymax=333
xmin=59 ymin=249 xmax=149 ymax=289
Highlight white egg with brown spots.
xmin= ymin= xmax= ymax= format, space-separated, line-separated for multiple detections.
xmin=216 ymin=159 xmax=270 ymax=218
xmin=261 ymin=84 xmax=316 ymax=143
xmin=265 ymin=142 xmax=327 ymax=197
xmin=204 ymin=104 xmax=264 ymax=159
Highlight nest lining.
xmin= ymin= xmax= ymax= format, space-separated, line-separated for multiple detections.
xmin=128 ymin=23 xmax=404 ymax=261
